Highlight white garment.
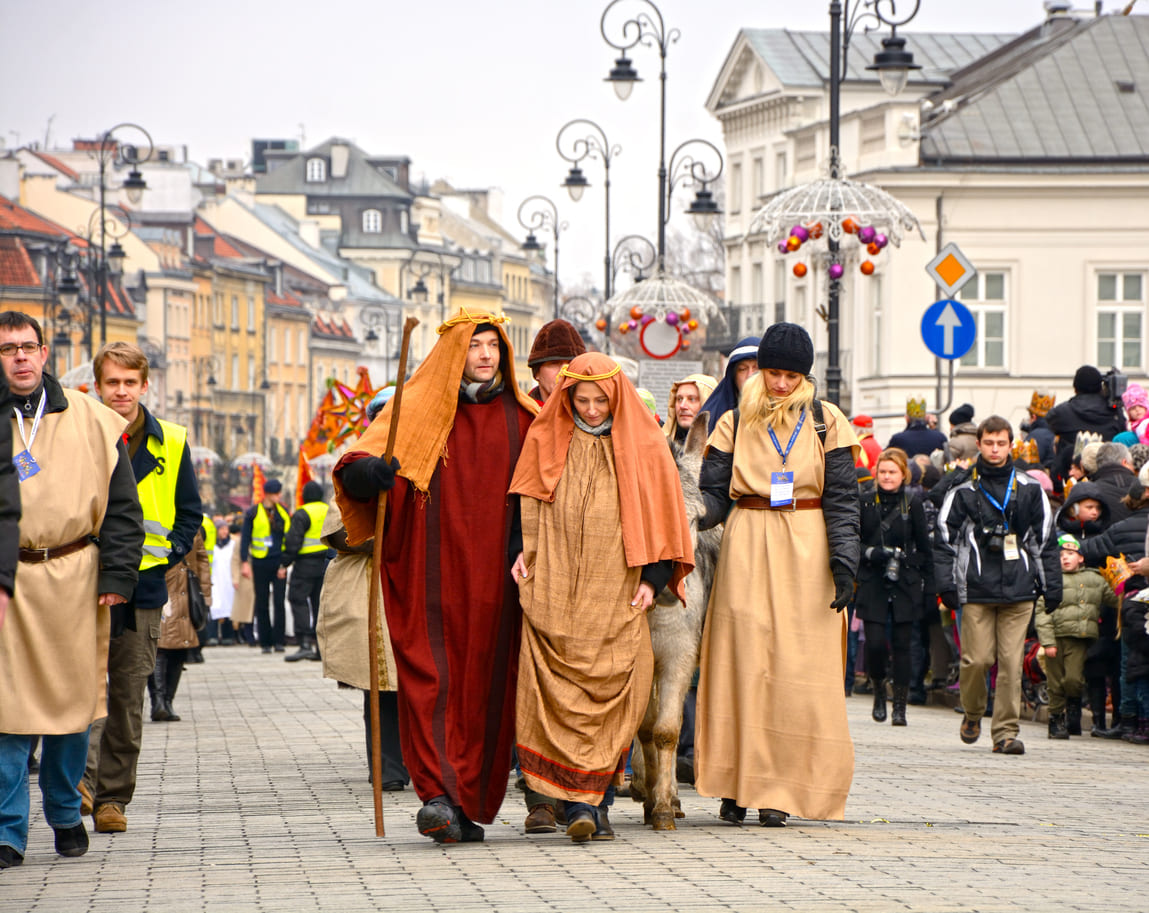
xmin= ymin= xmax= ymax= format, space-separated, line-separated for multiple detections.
xmin=211 ymin=539 xmax=236 ymax=620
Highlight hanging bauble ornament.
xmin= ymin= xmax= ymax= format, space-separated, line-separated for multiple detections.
xmin=681 ymin=323 xmax=691 ymax=334
xmin=858 ymin=225 xmax=876 ymax=244
xmin=874 ymin=233 xmax=889 ymax=250
xmin=595 ymin=318 xmax=607 ymax=331
xmin=629 ymin=306 xmax=643 ymax=320
xmin=665 ymin=312 xmax=680 ymax=326
xmin=828 ymin=263 xmax=845 ymax=280
xmin=808 ymin=221 xmax=824 ymax=239
xmin=786 ymin=235 xmax=802 ymax=252
xmin=860 ymin=260 xmax=875 ymax=275
xmin=681 ymin=338 xmax=691 ymax=349
xmin=641 ymin=313 xmax=655 ymax=325
xmin=791 ymin=225 xmax=809 ymax=243
xmin=619 ymin=322 xmax=630 ymax=334
xmin=778 ymin=240 xmax=790 ymax=255
xmin=842 ymin=217 xmax=858 ymax=234
xmin=681 ymin=308 xmax=691 ymax=321
xmin=687 ymin=319 xmax=699 ymax=331
xmin=628 ymin=318 xmax=639 ymax=329
xmin=867 ymin=242 xmax=880 ymax=256
xmin=793 ymin=262 xmax=808 ymax=278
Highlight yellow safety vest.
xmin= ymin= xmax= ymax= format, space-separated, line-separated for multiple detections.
xmin=201 ymin=514 xmax=216 ymax=566
xmin=137 ymin=419 xmax=187 ymax=572
xmin=250 ymin=502 xmax=290 ymax=559
xmin=298 ymin=501 xmax=330 ymax=555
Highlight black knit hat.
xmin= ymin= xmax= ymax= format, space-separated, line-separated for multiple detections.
xmin=949 ymin=403 xmax=974 ymax=426
xmin=757 ymin=322 xmax=814 ymax=375
xmin=303 ymin=480 xmax=323 ymax=502
xmin=1074 ymin=365 xmax=1103 ymax=394
xmin=528 ymin=319 xmax=586 ymax=367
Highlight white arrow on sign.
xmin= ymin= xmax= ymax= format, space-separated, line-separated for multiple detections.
xmin=935 ymin=302 xmax=962 ymax=356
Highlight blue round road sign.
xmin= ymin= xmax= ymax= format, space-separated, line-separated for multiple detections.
xmin=920 ymin=299 xmax=976 ymax=360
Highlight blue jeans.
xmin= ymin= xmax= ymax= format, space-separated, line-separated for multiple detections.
xmin=0 ymin=730 xmax=90 ymax=854
xmin=1119 ymin=641 xmax=1139 ymax=718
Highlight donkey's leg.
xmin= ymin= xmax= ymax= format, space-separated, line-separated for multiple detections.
xmin=651 ymin=657 xmax=695 ymax=831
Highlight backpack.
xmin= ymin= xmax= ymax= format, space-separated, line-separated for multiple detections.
xmin=730 ymin=399 xmax=828 ymax=450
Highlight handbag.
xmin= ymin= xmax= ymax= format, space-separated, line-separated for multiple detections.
xmin=185 ymin=566 xmax=209 ymax=631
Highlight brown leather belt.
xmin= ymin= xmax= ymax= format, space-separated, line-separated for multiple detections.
xmin=736 ymin=495 xmax=822 ymax=511
xmin=19 ymin=537 xmax=93 ymax=563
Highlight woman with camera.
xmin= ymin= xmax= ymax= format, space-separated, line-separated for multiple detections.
xmin=857 ymin=447 xmax=935 ymax=726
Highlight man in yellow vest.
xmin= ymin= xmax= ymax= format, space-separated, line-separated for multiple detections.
xmin=83 ymin=342 xmax=202 ymax=835
xmin=240 ymin=478 xmax=289 ymax=653
xmin=282 ymin=480 xmax=330 ymax=662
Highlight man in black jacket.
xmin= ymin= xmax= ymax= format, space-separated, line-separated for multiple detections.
xmin=1047 ymin=366 xmax=1125 ymax=484
xmin=935 ymin=416 xmax=1061 ymax=756
xmin=888 ymin=396 xmax=947 ymax=459
xmin=1088 ymin=442 xmax=1137 ymax=525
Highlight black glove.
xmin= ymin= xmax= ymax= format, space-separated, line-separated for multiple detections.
xmin=340 ymin=455 xmax=401 ymax=500
xmin=1043 ymin=597 xmax=1060 ymax=613
xmin=109 ymin=602 xmax=136 ymax=638
xmin=830 ymin=570 xmax=854 ymax=612
xmin=939 ymin=590 xmax=960 ymax=612
xmin=865 ymin=546 xmax=891 ymax=564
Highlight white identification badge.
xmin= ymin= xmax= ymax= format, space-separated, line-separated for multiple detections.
xmin=1003 ymin=533 xmax=1020 ymax=561
xmin=770 ymin=471 xmax=795 ymax=508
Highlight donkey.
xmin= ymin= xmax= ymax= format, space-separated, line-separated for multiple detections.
xmin=630 ymin=413 xmax=722 ymax=830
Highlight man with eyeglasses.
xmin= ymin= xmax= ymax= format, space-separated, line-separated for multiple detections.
xmin=0 ymin=312 xmax=143 ymax=869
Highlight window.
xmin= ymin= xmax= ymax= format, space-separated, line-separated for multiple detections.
xmin=1097 ymin=271 xmax=1145 ymax=370
xmin=774 ymin=151 xmax=787 ymax=191
xmin=248 ymin=354 xmax=255 ymax=391
xmin=299 ymin=329 xmax=307 ymax=365
xmin=752 ymin=156 xmax=764 ymax=203
xmin=362 ymin=209 xmax=383 ymax=233
xmin=773 ymin=260 xmax=786 ymax=323
xmin=795 ymin=135 xmax=816 ymax=171
xmin=231 ymin=354 xmax=239 ymax=387
xmin=870 ymin=276 xmax=883 ymax=374
xmin=268 ymin=325 xmax=276 ymax=363
xmin=230 ymin=295 xmax=239 ymax=329
xmin=730 ymin=162 xmax=743 ymax=213
xmin=399 ymin=210 xmax=409 ymax=234
xmin=959 ymin=271 xmax=1008 ymax=369
xmin=729 ymin=266 xmax=741 ymax=306
xmin=247 ymin=296 xmax=255 ymax=331
xmin=284 ymin=326 xmax=292 ymax=364
xmin=751 ymin=262 xmax=763 ymax=303
xmin=306 ymin=158 xmax=326 ymax=182
xmin=213 ymin=293 xmax=222 ymax=325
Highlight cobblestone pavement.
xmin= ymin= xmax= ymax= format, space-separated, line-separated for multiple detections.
xmin=3 ymin=647 xmax=1145 ymax=913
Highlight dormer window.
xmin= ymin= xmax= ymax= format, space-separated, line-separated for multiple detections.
xmin=399 ymin=210 xmax=409 ymax=234
xmin=306 ymin=157 xmax=326 ymax=182
xmin=362 ymin=209 xmax=383 ymax=233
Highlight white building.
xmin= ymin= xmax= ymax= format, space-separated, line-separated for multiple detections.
xmin=707 ymin=7 xmax=1149 ymax=438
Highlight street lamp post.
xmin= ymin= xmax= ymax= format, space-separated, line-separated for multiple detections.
xmin=403 ymin=249 xmax=454 ymax=325
xmin=192 ymin=355 xmax=220 ymax=445
xmin=87 ymin=123 xmax=153 ymax=348
xmin=556 ymin=118 xmax=621 ymax=301
xmin=518 ymin=195 xmax=567 ymax=319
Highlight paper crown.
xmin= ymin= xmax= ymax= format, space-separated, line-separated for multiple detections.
xmin=1029 ymin=390 xmax=1055 ymax=417
xmin=1011 ymin=437 xmax=1040 ymax=464
xmin=1073 ymin=430 xmax=1104 ymax=458
xmin=1100 ymin=554 xmax=1133 ymax=592
xmin=906 ymin=396 xmax=927 ymax=419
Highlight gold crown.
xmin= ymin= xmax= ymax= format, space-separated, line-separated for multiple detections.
xmin=906 ymin=396 xmax=927 ymax=419
xmin=1073 ymin=430 xmax=1104 ymax=458
xmin=1100 ymin=554 xmax=1133 ymax=592
xmin=1029 ymin=390 xmax=1055 ymax=417
xmin=1011 ymin=438 xmax=1040 ymax=464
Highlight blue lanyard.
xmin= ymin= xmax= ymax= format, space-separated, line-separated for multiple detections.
xmin=979 ymin=468 xmax=1016 ymax=529
xmin=767 ymin=410 xmax=806 ymax=467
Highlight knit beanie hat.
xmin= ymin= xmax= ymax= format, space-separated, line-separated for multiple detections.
xmin=302 ymin=480 xmax=323 ymax=502
xmin=264 ymin=479 xmax=283 ymax=494
xmin=528 ymin=319 xmax=586 ymax=368
xmin=757 ymin=322 xmax=814 ymax=375
xmin=949 ymin=403 xmax=974 ymax=426
xmin=1074 ymin=365 xmax=1103 ymax=394
xmin=1122 ymin=382 xmax=1149 ymax=412
xmin=1057 ymin=532 xmax=1080 ymax=551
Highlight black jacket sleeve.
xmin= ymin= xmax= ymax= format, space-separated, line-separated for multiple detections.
xmin=0 ymin=375 xmax=18 ymax=596
xmin=239 ymin=509 xmax=254 ymax=562
xmin=283 ymin=509 xmax=310 ymax=564
xmin=166 ymin=441 xmax=203 ymax=565
xmin=823 ymin=447 xmax=861 ymax=576
xmin=910 ymin=494 xmax=936 ymax=595
xmin=699 ymin=446 xmax=733 ymax=531
xmin=98 ymin=438 xmax=144 ymax=599
xmin=507 ymin=495 xmax=523 ymax=565
xmin=641 ymin=559 xmax=674 ymax=593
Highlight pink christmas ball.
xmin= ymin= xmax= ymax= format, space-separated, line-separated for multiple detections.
xmin=828 ymin=263 xmax=845 ymax=280
xmin=665 ymin=312 xmax=680 ymax=326
xmin=778 ymin=240 xmax=790 ymax=254
xmin=641 ymin=313 xmax=655 ymax=325
xmin=791 ymin=225 xmax=809 ymax=242
xmin=874 ymin=233 xmax=888 ymax=249
xmin=628 ymin=319 xmax=639 ymax=330
xmin=681 ymin=324 xmax=691 ymax=334
xmin=858 ymin=225 xmax=876 ymax=244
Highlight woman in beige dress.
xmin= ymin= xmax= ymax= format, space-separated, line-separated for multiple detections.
xmin=695 ymin=322 xmax=861 ymax=827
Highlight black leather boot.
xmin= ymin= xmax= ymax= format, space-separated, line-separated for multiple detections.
xmin=1065 ymin=697 xmax=1083 ymax=736
xmin=1048 ymin=712 xmax=1069 ymax=739
xmin=891 ymin=685 xmax=908 ymax=726
xmin=150 ymin=655 xmax=170 ymax=721
xmin=163 ymin=652 xmax=183 ymax=721
xmin=286 ymin=636 xmax=319 ymax=663
xmin=871 ymin=679 xmax=887 ymax=722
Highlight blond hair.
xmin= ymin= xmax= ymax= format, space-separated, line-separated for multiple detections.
xmin=739 ymin=371 xmax=815 ymax=433
xmin=94 ymin=341 xmax=150 ymax=384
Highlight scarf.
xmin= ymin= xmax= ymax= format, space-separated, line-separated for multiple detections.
xmin=460 ymin=370 xmax=505 ymax=404
xmin=573 ymin=413 xmax=613 ymax=436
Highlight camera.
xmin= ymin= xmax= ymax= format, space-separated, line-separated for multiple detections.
xmin=883 ymin=547 xmax=905 ymax=583
xmin=981 ymin=523 xmax=1007 ymax=553
xmin=1104 ymin=367 xmax=1128 ymax=411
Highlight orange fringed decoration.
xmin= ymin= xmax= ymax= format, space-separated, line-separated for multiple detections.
xmin=252 ymin=464 xmax=267 ymax=504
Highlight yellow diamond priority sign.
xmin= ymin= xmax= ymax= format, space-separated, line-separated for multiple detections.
xmin=925 ymin=243 xmax=977 ymax=298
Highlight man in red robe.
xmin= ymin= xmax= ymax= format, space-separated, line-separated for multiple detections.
xmin=334 ymin=310 xmax=537 ymax=843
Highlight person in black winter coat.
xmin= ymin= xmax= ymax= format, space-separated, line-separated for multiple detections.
xmin=935 ymin=416 xmax=1061 ymax=755
xmin=1047 ymin=366 xmax=1125 ymax=484
xmin=856 ymin=448 xmax=934 ymax=726
xmin=1087 ymin=442 xmax=1137 ymax=525
xmin=888 ymin=399 xmax=948 ymax=459
xmin=0 ymin=369 xmax=18 ymax=626
xmin=1056 ymin=480 xmax=1111 ymax=540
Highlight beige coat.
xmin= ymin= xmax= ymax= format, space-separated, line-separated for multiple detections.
xmin=315 ymin=499 xmax=397 ymax=691
xmin=160 ymin=530 xmax=213 ymax=650
xmin=230 ymin=539 xmax=254 ymax=624
xmin=0 ymin=389 xmax=125 ymax=734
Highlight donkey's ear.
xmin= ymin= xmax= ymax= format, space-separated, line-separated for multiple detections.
xmin=684 ymin=412 xmax=710 ymax=457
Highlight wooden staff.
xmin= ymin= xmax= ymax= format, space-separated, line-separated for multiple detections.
xmin=368 ymin=316 xmax=419 ymax=837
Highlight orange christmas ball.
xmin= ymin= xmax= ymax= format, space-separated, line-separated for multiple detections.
xmin=867 ymin=242 xmax=880 ymax=256
xmin=809 ymin=222 xmax=824 ymax=239
xmin=793 ymin=262 xmax=808 ymax=278
xmin=786 ymin=235 xmax=802 ymax=252
xmin=842 ymin=217 xmax=858 ymax=234
xmin=681 ymin=339 xmax=691 ymax=349
xmin=629 ymin=306 xmax=643 ymax=320
xmin=619 ymin=322 xmax=630 ymax=334
xmin=680 ymin=307 xmax=691 ymax=321
xmin=687 ymin=319 xmax=699 ymax=331
xmin=860 ymin=260 xmax=875 ymax=275
xmin=595 ymin=318 xmax=607 ymax=331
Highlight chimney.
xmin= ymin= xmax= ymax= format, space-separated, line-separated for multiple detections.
xmin=1044 ymin=0 xmax=1073 ymax=19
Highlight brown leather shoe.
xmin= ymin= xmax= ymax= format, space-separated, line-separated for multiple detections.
xmin=78 ymin=781 xmax=93 ymax=817
xmin=524 ymin=803 xmax=557 ymax=834
xmin=992 ymin=738 xmax=1025 ymax=755
xmin=94 ymin=803 xmax=127 ymax=833
xmin=959 ymin=717 xmax=981 ymax=745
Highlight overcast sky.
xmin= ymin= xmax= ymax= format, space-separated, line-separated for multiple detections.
xmin=1 ymin=0 xmax=1079 ymax=288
